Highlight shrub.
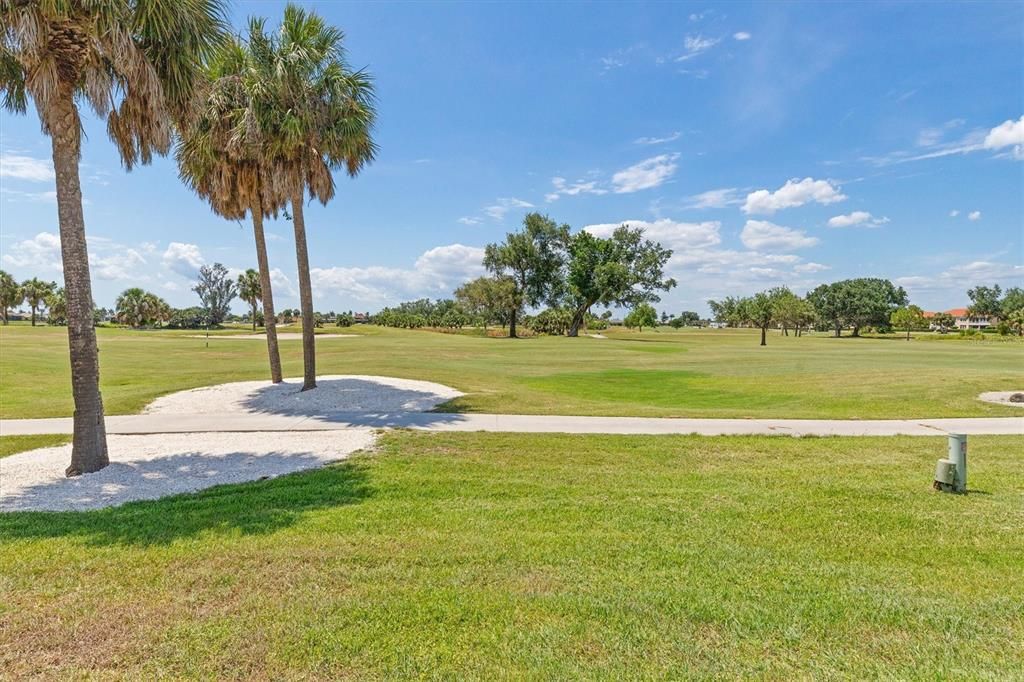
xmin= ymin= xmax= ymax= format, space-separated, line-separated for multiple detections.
xmin=336 ymin=312 xmax=354 ymax=327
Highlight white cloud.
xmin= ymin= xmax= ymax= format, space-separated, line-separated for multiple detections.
xmin=544 ymin=176 xmax=608 ymax=202
xmin=162 ymin=242 xmax=205 ymax=279
xmin=968 ymin=210 xmax=982 ymax=221
xmin=269 ymin=268 xmax=297 ymax=297
xmin=457 ymin=217 xmax=482 ymax=226
xmin=983 ymin=115 xmax=1024 ymax=159
xmin=949 ymin=210 xmax=960 ymax=217
xmin=634 ymin=132 xmax=681 ymax=145
xmin=740 ymin=220 xmax=819 ymax=251
xmin=0 ymin=153 xmax=54 ymax=182
xmin=733 ymin=32 xmax=751 ymax=41
xmin=1 ymin=232 xmax=63 ymax=272
xmin=611 ymin=154 xmax=679 ymax=193
xmin=483 ymin=197 xmax=533 ymax=221
xmin=584 ymin=219 xmax=722 ymax=250
xmin=827 ymin=211 xmax=889 ymax=228
xmin=868 ymin=115 xmax=1024 ymax=165
xmin=742 ymin=177 xmax=846 ymax=215
xmin=916 ymin=119 xmax=965 ymax=147
xmin=311 ymin=243 xmax=486 ymax=305
xmin=686 ymin=188 xmax=742 ymax=209
xmin=794 ymin=262 xmax=830 ymax=273
xmin=676 ymin=35 xmax=720 ymax=61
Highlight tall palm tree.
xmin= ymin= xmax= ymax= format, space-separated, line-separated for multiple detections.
xmin=237 ymin=268 xmax=262 ymax=331
xmin=21 ymin=278 xmax=55 ymax=326
xmin=0 ymin=269 xmax=22 ymax=324
xmin=1 ymin=0 xmax=226 ymax=476
xmin=263 ymin=5 xmax=377 ymax=390
xmin=176 ymin=25 xmax=286 ymax=383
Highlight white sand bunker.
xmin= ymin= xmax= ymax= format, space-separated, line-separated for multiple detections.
xmin=145 ymin=375 xmax=463 ymax=417
xmin=186 ymin=333 xmax=356 ymax=340
xmin=0 ymin=431 xmax=374 ymax=512
xmin=978 ymin=391 xmax=1024 ymax=408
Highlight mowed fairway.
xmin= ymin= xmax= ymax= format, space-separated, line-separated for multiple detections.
xmin=1 ymin=432 xmax=1021 ymax=678
xmin=1 ymin=323 xmax=1021 ymax=419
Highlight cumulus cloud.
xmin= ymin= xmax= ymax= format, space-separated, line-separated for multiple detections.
xmin=1 ymin=232 xmax=62 ymax=272
xmin=162 ymin=242 xmax=205 ymax=279
xmin=794 ymin=262 xmax=830 ymax=273
xmin=827 ymin=211 xmax=889 ymax=228
xmin=742 ymin=177 xmax=846 ymax=215
xmin=584 ymin=219 xmax=722 ymax=250
xmin=457 ymin=217 xmax=482 ymax=226
xmin=311 ymin=243 xmax=486 ymax=305
xmin=634 ymin=132 xmax=681 ymax=145
xmin=740 ymin=220 xmax=819 ymax=251
xmin=483 ymin=197 xmax=533 ymax=221
xmin=733 ymin=32 xmax=751 ymax=41
xmin=983 ymin=115 xmax=1024 ymax=158
xmin=686 ymin=188 xmax=742 ymax=209
xmin=611 ymin=154 xmax=679 ymax=193
xmin=0 ymin=153 xmax=54 ymax=182
xmin=968 ymin=210 xmax=982 ymax=221
xmin=545 ymin=176 xmax=608 ymax=202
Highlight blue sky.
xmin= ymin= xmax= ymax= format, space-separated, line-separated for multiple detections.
xmin=1 ymin=1 xmax=1021 ymax=315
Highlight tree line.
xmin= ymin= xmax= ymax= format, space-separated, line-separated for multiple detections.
xmin=709 ymin=280 xmax=1024 ymax=345
xmin=3 ymin=1 xmax=376 ymax=474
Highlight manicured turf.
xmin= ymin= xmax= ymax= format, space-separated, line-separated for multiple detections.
xmin=1 ymin=432 xmax=1021 ymax=678
xmin=0 ymin=434 xmax=70 ymax=458
xmin=1 ymin=323 xmax=1021 ymax=419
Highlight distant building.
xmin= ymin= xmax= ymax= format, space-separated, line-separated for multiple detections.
xmin=923 ymin=308 xmax=996 ymax=330
xmin=354 ymin=312 xmax=370 ymax=324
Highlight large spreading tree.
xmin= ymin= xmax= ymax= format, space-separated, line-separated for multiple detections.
xmin=564 ymin=226 xmax=675 ymax=337
xmin=2 ymin=0 xmax=226 ymax=475
xmin=193 ymin=263 xmax=237 ymax=325
xmin=808 ymin=278 xmax=907 ymax=337
xmin=484 ymin=213 xmax=569 ymax=338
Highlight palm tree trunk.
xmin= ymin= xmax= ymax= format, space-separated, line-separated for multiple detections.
xmin=509 ymin=308 xmax=518 ymax=338
xmin=251 ymin=202 xmax=282 ymax=383
xmin=251 ymin=301 xmax=257 ymax=332
xmin=47 ymin=92 xmax=109 ymax=477
xmin=30 ymin=305 xmax=36 ymax=326
xmin=290 ymin=187 xmax=316 ymax=391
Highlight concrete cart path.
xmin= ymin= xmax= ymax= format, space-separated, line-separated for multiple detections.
xmin=2 ymin=413 xmax=1021 ymax=437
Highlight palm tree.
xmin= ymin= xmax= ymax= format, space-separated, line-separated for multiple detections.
xmin=0 ymin=270 xmax=22 ymax=324
xmin=1 ymin=0 xmax=226 ymax=476
xmin=115 ymin=288 xmax=150 ymax=328
xmin=176 ymin=25 xmax=286 ymax=383
xmin=238 ymin=268 xmax=262 ymax=331
xmin=21 ymin=278 xmax=55 ymax=326
xmin=263 ymin=4 xmax=378 ymax=390
xmin=46 ymin=287 xmax=67 ymax=325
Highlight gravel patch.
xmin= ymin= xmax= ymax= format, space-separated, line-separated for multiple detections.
xmin=144 ymin=375 xmax=463 ymax=417
xmin=185 ymin=333 xmax=356 ymax=340
xmin=978 ymin=391 xmax=1024 ymax=408
xmin=0 ymin=431 xmax=374 ymax=512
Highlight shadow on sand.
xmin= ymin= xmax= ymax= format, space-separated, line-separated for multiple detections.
xmin=236 ymin=377 xmax=468 ymax=428
xmin=0 ymin=456 xmax=372 ymax=546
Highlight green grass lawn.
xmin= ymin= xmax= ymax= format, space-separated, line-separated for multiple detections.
xmin=1 ymin=323 xmax=1022 ymax=419
xmin=1 ymin=431 xmax=1021 ymax=678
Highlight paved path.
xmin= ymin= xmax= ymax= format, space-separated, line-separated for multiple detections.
xmin=2 ymin=413 xmax=1021 ymax=437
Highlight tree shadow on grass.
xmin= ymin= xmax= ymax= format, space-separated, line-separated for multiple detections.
xmin=0 ymin=458 xmax=371 ymax=547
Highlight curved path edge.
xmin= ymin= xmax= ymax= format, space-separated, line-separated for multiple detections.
xmin=2 ymin=413 xmax=1021 ymax=437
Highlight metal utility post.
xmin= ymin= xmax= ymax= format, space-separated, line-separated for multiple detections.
xmin=948 ymin=434 xmax=967 ymax=494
